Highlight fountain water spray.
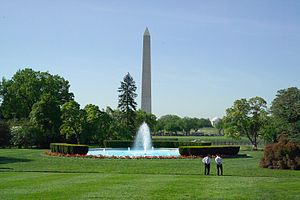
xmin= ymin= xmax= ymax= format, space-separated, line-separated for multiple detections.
xmin=133 ymin=122 xmax=152 ymax=151
xmin=87 ymin=122 xmax=180 ymax=157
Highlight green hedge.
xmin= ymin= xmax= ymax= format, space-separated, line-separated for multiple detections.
xmin=152 ymin=138 xmax=178 ymax=141
xmin=179 ymin=145 xmax=240 ymax=156
xmin=153 ymin=141 xmax=211 ymax=148
xmin=103 ymin=140 xmax=132 ymax=148
xmin=50 ymin=143 xmax=89 ymax=155
xmin=103 ymin=140 xmax=211 ymax=148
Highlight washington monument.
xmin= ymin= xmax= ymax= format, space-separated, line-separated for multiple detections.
xmin=141 ymin=27 xmax=152 ymax=113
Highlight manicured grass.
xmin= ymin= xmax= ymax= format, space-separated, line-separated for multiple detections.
xmin=0 ymin=149 xmax=299 ymax=199
xmin=198 ymin=127 xmax=220 ymax=134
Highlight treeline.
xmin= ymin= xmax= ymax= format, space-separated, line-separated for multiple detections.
xmin=155 ymin=115 xmax=212 ymax=135
xmin=0 ymin=68 xmax=212 ymax=148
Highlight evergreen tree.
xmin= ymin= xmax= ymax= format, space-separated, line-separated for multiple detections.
xmin=117 ymin=73 xmax=137 ymax=138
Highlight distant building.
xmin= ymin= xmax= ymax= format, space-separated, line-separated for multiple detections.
xmin=210 ymin=117 xmax=221 ymax=127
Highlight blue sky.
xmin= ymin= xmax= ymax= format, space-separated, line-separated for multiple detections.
xmin=1 ymin=0 xmax=300 ymax=118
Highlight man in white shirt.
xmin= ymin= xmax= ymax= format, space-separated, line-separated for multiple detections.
xmin=215 ymin=154 xmax=223 ymax=176
xmin=202 ymin=155 xmax=211 ymax=175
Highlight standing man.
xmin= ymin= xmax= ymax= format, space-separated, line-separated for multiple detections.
xmin=202 ymin=155 xmax=211 ymax=175
xmin=215 ymin=154 xmax=223 ymax=176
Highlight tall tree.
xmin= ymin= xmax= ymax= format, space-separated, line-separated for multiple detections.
xmin=83 ymin=104 xmax=113 ymax=145
xmin=223 ymin=97 xmax=268 ymax=150
xmin=60 ymin=100 xmax=86 ymax=144
xmin=83 ymin=104 xmax=101 ymax=144
xmin=29 ymin=94 xmax=62 ymax=147
xmin=0 ymin=68 xmax=73 ymax=119
xmin=117 ymin=73 xmax=137 ymax=138
xmin=271 ymin=87 xmax=300 ymax=141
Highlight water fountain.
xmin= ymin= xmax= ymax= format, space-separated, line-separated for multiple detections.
xmin=87 ymin=122 xmax=179 ymax=157
xmin=133 ymin=122 xmax=152 ymax=151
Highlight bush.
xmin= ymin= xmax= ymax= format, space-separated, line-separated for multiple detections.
xmin=153 ymin=141 xmax=211 ymax=148
xmin=179 ymin=145 xmax=240 ymax=156
xmin=260 ymin=135 xmax=300 ymax=170
xmin=10 ymin=123 xmax=37 ymax=148
xmin=104 ymin=140 xmax=132 ymax=148
xmin=50 ymin=143 xmax=89 ymax=155
xmin=152 ymin=138 xmax=178 ymax=141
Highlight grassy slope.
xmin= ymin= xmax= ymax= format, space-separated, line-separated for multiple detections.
xmin=0 ymin=149 xmax=299 ymax=199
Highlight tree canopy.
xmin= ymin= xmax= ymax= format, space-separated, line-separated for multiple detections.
xmin=270 ymin=87 xmax=300 ymax=141
xmin=0 ymin=68 xmax=73 ymax=119
xmin=223 ymin=97 xmax=268 ymax=150
xmin=60 ymin=100 xmax=86 ymax=144
xmin=155 ymin=115 xmax=211 ymax=135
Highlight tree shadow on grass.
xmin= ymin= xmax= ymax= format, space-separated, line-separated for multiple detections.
xmin=225 ymin=154 xmax=252 ymax=159
xmin=0 ymin=156 xmax=32 ymax=164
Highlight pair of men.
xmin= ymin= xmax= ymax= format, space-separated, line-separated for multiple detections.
xmin=202 ymin=154 xmax=223 ymax=175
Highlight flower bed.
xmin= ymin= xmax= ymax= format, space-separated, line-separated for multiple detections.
xmin=45 ymin=151 xmax=200 ymax=159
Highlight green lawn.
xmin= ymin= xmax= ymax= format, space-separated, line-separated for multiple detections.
xmin=0 ymin=149 xmax=299 ymax=199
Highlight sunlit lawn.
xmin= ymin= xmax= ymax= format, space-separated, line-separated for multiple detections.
xmin=0 ymin=149 xmax=299 ymax=199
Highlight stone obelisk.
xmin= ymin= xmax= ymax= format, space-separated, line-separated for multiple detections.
xmin=141 ymin=27 xmax=152 ymax=113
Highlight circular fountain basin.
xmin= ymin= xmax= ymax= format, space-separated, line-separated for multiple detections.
xmin=87 ymin=148 xmax=180 ymax=157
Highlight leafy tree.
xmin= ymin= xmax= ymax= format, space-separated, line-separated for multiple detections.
xmin=83 ymin=104 xmax=114 ymax=145
xmin=157 ymin=115 xmax=182 ymax=134
xmin=82 ymin=104 xmax=101 ymax=144
xmin=223 ymin=97 xmax=268 ymax=150
xmin=0 ymin=121 xmax=10 ymax=147
xmin=105 ymin=107 xmax=128 ymax=140
xmin=135 ymin=109 xmax=157 ymax=132
xmin=271 ymin=87 xmax=300 ymax=141
xmin=0 ymin=68 xmax=73 ymax=119
xmin=29 ymin=94 xmax=62 ymax=148
xmin=214 ymin=119 xmax=224 ymax=134
xmin=96 ymin=109 xmax=114 ymax=145
xmin=181 ymin=117 xmax=198 ymax=135
xmin=60 ymin=100 xmax=86 ymax=144
xmin=197 ymin=118 xmax=213 ymax=128
xmin=260 ymin=115 xmax=281 ymax=143
xmin=117 ymin=73 xmax=137 ymax=138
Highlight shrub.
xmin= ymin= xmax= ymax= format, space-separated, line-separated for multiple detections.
xmin=179 ymin=145 xmax=240 ymax=156
xmin=153 ymin=141 xmax=211 ymax=148
xmin=103 ymin=140 xmax=132 ymax=148
xmin=50 ymin=143 xmax=89 ymax=155
xmin=260 ymin=135 xmax=300 ymax=170
xmin=10 ymin=123 xmax=37 ymax=148
xmin=152 ymin=138 xmax=178 ymax=141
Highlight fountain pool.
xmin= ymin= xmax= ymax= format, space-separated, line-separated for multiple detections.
xmin=87 ymin=148 xmax=180 ymax=157
xmin=87 ymin=122 xmax=180 ymax=157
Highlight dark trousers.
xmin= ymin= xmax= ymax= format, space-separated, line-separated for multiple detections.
xmin=217 ymin=164 xmax=223 ymax=175
xmin=204 ymin=163 xmax=210 ymax=175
